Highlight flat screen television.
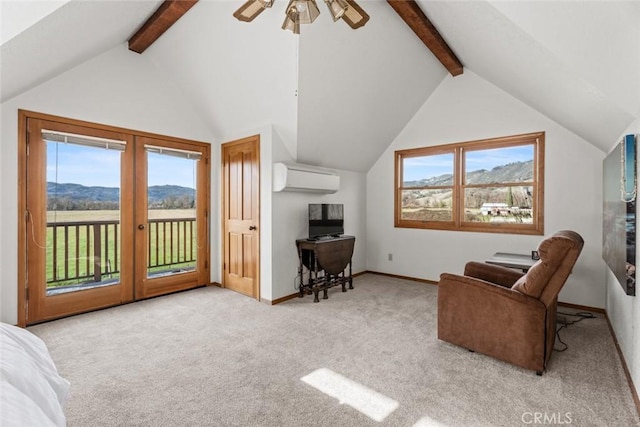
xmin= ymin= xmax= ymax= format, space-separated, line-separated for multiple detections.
xmin=309 ymin=203 xmax=344 ymax=239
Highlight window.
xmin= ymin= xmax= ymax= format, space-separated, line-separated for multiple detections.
xmin=395 ymin=132 xmax=544 ymax=235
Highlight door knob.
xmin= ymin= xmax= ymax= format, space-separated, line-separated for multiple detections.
xmin=138 ymin=224 xmax=146 ymax=230
xmin=249 ymin=225 xmax=257 ymax=231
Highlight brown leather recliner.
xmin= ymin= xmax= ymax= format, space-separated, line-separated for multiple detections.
xmin=437 ymin=230 xmax=584 ymax=374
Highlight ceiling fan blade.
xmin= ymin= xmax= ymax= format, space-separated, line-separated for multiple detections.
xmin=341 ymin=0 xmax=369 ymax=29
xmin=233 ymin=0 xmax=268 ymax=22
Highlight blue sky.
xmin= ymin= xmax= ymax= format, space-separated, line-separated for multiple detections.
xmin=403 ymin=145 xmax=533 ymax=182
xmin=46 ymin=142 xmax=197 ymax=188
xmin=403 ymin=153 xmax=453 ymax=182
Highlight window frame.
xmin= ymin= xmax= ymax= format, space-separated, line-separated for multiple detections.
xmin=395 ymin=132 xmax=544 ymax=235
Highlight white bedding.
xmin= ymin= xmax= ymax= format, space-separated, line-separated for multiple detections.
xmin=1 ymin=323 xmax=70 ymax=427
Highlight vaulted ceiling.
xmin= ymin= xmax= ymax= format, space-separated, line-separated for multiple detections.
xmin=2 ymin=0 xmax=639 ymax=172
xmin=420 ymin=0 xmax=639 ymax=153
xmin=0 ymin=0 xmax=163 ymax=101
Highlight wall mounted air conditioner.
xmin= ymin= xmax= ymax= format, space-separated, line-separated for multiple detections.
xmin=273 ymin=162 xmax=340 ymax=194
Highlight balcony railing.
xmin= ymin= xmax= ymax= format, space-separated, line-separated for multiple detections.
xmin=47 ymin=217 xmax=196 ymax=287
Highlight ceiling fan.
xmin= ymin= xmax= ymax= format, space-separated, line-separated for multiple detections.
xmin=233 ymin=0 xmax=369 ymax=34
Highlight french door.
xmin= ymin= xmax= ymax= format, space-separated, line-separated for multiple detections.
xmin=134 ymin=136 xmax=209 ymax=299
xmin=20 ymin=111 xmax=210 ymax=325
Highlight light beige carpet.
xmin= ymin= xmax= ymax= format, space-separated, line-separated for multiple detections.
xmin=29 ymin=274 xmax=640 ymax=426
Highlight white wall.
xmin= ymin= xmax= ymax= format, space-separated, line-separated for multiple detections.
xmin=217 ymin=123 xmax=368 ymax=303
xmin=421 ymin=1 xmax=638 ymax=154
xmin=0 ymin=44 xmax=215 ymax=324
xmin=143 ymin=0 xmax=299 ymax=161
xmin=270 ymin=133 xmax=367 ymax=302
xmin=296 ymin=0 xmax=446 ymax=173
xmin=367 ymin=70 xmax=606 ymax=308
xmin=606 ymin=116 xmax=640 ymax=398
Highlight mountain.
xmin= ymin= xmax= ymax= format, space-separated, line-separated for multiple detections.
xmin=403 ymin=160 xmax=533 ymax=187
xmin=47 ymin=182 xmax=120 ymax=201
xmin=147 ymin=185 xmax=195 ymax=202
xmin=47 ymin=182 xmax=195 ymax=204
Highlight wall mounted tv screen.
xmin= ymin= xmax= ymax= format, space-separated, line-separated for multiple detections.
xmin=309 ymin=204 xmax=344 ymax=239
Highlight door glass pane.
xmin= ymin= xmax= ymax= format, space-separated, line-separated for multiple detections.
xmin=46 ymin=139 xmax=122 ymax=295
xmin=146 ymin=150 xmax=198 ymax=278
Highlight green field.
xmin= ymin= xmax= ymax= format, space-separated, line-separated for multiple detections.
xmin=47 ymin=209 xmax=196 ymax=288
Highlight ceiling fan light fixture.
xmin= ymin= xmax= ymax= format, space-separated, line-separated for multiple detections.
xmin=341 ymin=0 xmax=369 ymax=29
xmin=282 ymin=7 xmax=301 ymax=34
xmin=324 ymin=0 xmax=349 ymax=21
xmin=291 ymin=0 xmax=321 ymax=24
xmin=236 ymin=0 xmax=367 ymax=31
xmin=234 ymin=0 xmax=271 ymax=22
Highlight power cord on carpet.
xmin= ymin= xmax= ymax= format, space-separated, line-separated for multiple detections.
xmin=293 ymin=269 xmax=311 ymax=292
xmin=553 ymin=311 xmax=595 ymax=352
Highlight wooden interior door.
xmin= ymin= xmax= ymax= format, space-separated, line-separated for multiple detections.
xmin=222 ymin=135 xmax=260 ymax=299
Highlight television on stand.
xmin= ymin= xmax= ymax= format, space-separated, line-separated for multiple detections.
xmin=308 ymin=203 xmax=344 ymax=239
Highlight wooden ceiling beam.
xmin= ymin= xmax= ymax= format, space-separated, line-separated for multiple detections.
xmin=387 ymin=0 xmax=463 ymax=76
xmin=129 ymin=0 xmax=198 ymax=54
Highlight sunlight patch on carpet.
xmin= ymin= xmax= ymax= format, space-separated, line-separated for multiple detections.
xmin=301 ymin=368 xmax=399 ymax=422
xmin=413 ymin=415 xmax=449 ymax=426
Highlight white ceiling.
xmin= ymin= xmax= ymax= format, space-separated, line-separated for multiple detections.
xmin=2 ymin=0 xmax=639 ymax=170
xmin=1 ymin=0 xmax=70 ymax=44
xmin=140 ymin=0 xmax=300 ymax=159
xmin=0 ymin=0 xmax=162 ymax=102
xmin=418 ymin=0 xmax=640 ymax=152
xmin=141 ymin=0 xmax=446 ymax=171
xmin=296 ymin=1 xmax=446 ymax=171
